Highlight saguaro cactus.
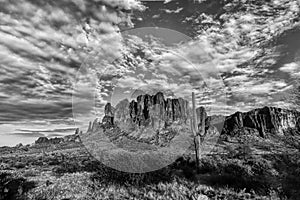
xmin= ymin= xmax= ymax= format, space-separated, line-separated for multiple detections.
xmin=191 ymin=92 xmax=206 ymax=168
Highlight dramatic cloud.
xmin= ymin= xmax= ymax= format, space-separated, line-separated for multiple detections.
xmin=280 ymin=62 xmax=300 ymax=78
xmin=131 ymin=0 xmax=300 ymax=114
xmin=0 ymin=0 xmax=144 ymax=122
xmin=1 ymin=0 xmax=300 ymax=146
xmin=0 ymin=0 xmax=145 ymax=145
xmin=91 ymin=0 xmax=300 ymax=118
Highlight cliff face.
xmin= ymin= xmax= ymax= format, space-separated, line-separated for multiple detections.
xmin=101 ymin=94 xmax=300 ymax=138
xmin=103 ymin=92 xmax=192 ymax=131
xmin=101 ymin=103 xmax=114 ymax=125
xmin=222 ymin=106 xmax=300 ymax=137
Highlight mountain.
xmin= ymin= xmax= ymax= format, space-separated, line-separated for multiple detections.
xmin=34 ymin=128 xmax=81 ymax=145
xmin=96 ymin=92 xmax=213 ymax=146
xmin=102 ymin=92 xmax=192 ymax=131
xmin=95 ymin=93 xmax=300 ymax=142
xmin=221 ymin=106 xmax=300 ymax=137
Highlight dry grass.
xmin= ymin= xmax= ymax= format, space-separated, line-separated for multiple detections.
xmin=0 ymin=139 xmax=299 ymax=200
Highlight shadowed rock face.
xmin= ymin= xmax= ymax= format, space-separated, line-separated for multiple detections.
xmin=102 ymin=92 xmax=192 ymax=132
xmin=102 ymin=103 xmax=114 ymax=126
xmin=35 ymin=137 xmax=49 ymax=144
xmin=222 ymin=106 xmax=300 ymax=137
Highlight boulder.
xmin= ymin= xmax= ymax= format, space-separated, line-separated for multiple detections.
xmin=35 ymin=137 xmax=49 ymax=144
xmin=15 ymin=143 xmax=23 ymax=148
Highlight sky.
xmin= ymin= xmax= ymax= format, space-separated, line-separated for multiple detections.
xmin=0 ymin=0 xmax=300 ymax=146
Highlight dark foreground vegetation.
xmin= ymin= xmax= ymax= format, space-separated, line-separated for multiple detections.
xmin=0 ymin=140 xmax=300 ymax=200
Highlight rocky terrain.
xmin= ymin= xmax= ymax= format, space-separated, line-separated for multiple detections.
xmin=101 ymin=92 xmax=190 ymax=128
xmin=35 ymin=129 xmax=81 ymax=145
xmin=1 ymin=117 xmax=300 ymax=200
xmin=87 ymin=92 xmax=300 ymax=149
xmin=27 ymin=97 xmax=300 ymax=156
xmin=222 ymin=106 xmax=300 ymax=138
xmin=89 ymin=92 xmax=204 ymax=147
xmin=1 ymin=104 xmax=300 ymax=199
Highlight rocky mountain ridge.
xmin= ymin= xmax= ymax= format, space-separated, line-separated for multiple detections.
xmin=222 ymin=106 xmax=300 ymax=137
xmin=88 ymin=92 xmax=300 ymax=139
xmin=101 ymin=92 xmax=193 ymax=132
xmin=31 ymin=105 xmax=300 ymax=147
xmin=34 ymin=128 xmax=81 ymax=145
xmin=92 ymin=92 xmax=203 ymax=146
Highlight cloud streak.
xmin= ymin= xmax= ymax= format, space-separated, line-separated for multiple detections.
xmin=0 ymin=0 xmax=143 ymax=124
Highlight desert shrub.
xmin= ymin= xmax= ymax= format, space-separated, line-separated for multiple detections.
xmin=247 ymin=157 xmax=274 ymax=175
xmin=223 ymin=159 xmax=253 ymax=177
xmin=226 ymin=144 xmax=253 ymax=159
xmin=170 ymin=156 xmax=197 ymax=179
xmin=198 ymin=156 xmax=221 ymax=174
xmin=27 ymin=172 xmax=91 ymax=200
xmin=81 ymin=160 xmax=105 ymax=172
xmin=14 ymin=161 xmax=26 ymax=169
xmin=47 ymin=157 xmax=60 ymax=166
xmin=91 ymin=165 xmax=175 ymax=186
xmin=0 ymin=162 xmax=11 ymax=170
xmin=281 ymin=173 xmax=300 ymax=200
xmin=23 ymin=169 xmax=39 ymax=177
xmin=192 ymin=155 xmax=280 ymax=195
xmin=52 ymin=161 xmax=81 ymax=174
xmin=0 ymin=172 xmax=35 ymax=200
xmin=271 ymin=154 xmax=300 ymax=200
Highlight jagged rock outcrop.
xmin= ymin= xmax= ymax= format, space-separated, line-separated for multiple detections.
xmin=222 ymin=106 xmax=300 ymax=137
xmin=49 ymin=137 xmax=64 ymax=144
xmin=196 ymin=107 xmax=209 ymax=131
xmin=87 ymin=121 xmax=92 ymax=132
xmin=91 ymin=118 xmax=100 ymax=131
xmin=114 ymin=99 xmax=131 ymax=130
xmin=102 ymin=103 xmax=114 ymax=126
xmin=87 ymin=118 xmax=104 ymax=132
xmin=35 ymin=137 xmax=64 ymax=145
xmin=35 ymin=128 xmax=81 ymax=145
xmin=63 ymin=129 xmax=81 ymax=142
xmin=103 ymin=92 xmax=191 ymax=132
xmin=35 ymin=137 xmax=49 ymax=144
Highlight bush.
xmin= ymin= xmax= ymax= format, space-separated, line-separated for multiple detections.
xmin=27 ymin=172 xmax=91 ymax=200
xmin=0 ymin=172 xmax=35 ymax=200
xmin=14 ymin=162 xmax=26 ymax=169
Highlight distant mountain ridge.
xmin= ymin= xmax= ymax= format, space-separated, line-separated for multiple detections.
xmin=221 ymin=106 xmax=300 ymax=137
xmin=30 ymin=105 xmax=300 ymax=148
xmin=87 ymin=91 xmax=300 ymax=140
xmin=34 ymin=128 xmax=81 ymax=145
